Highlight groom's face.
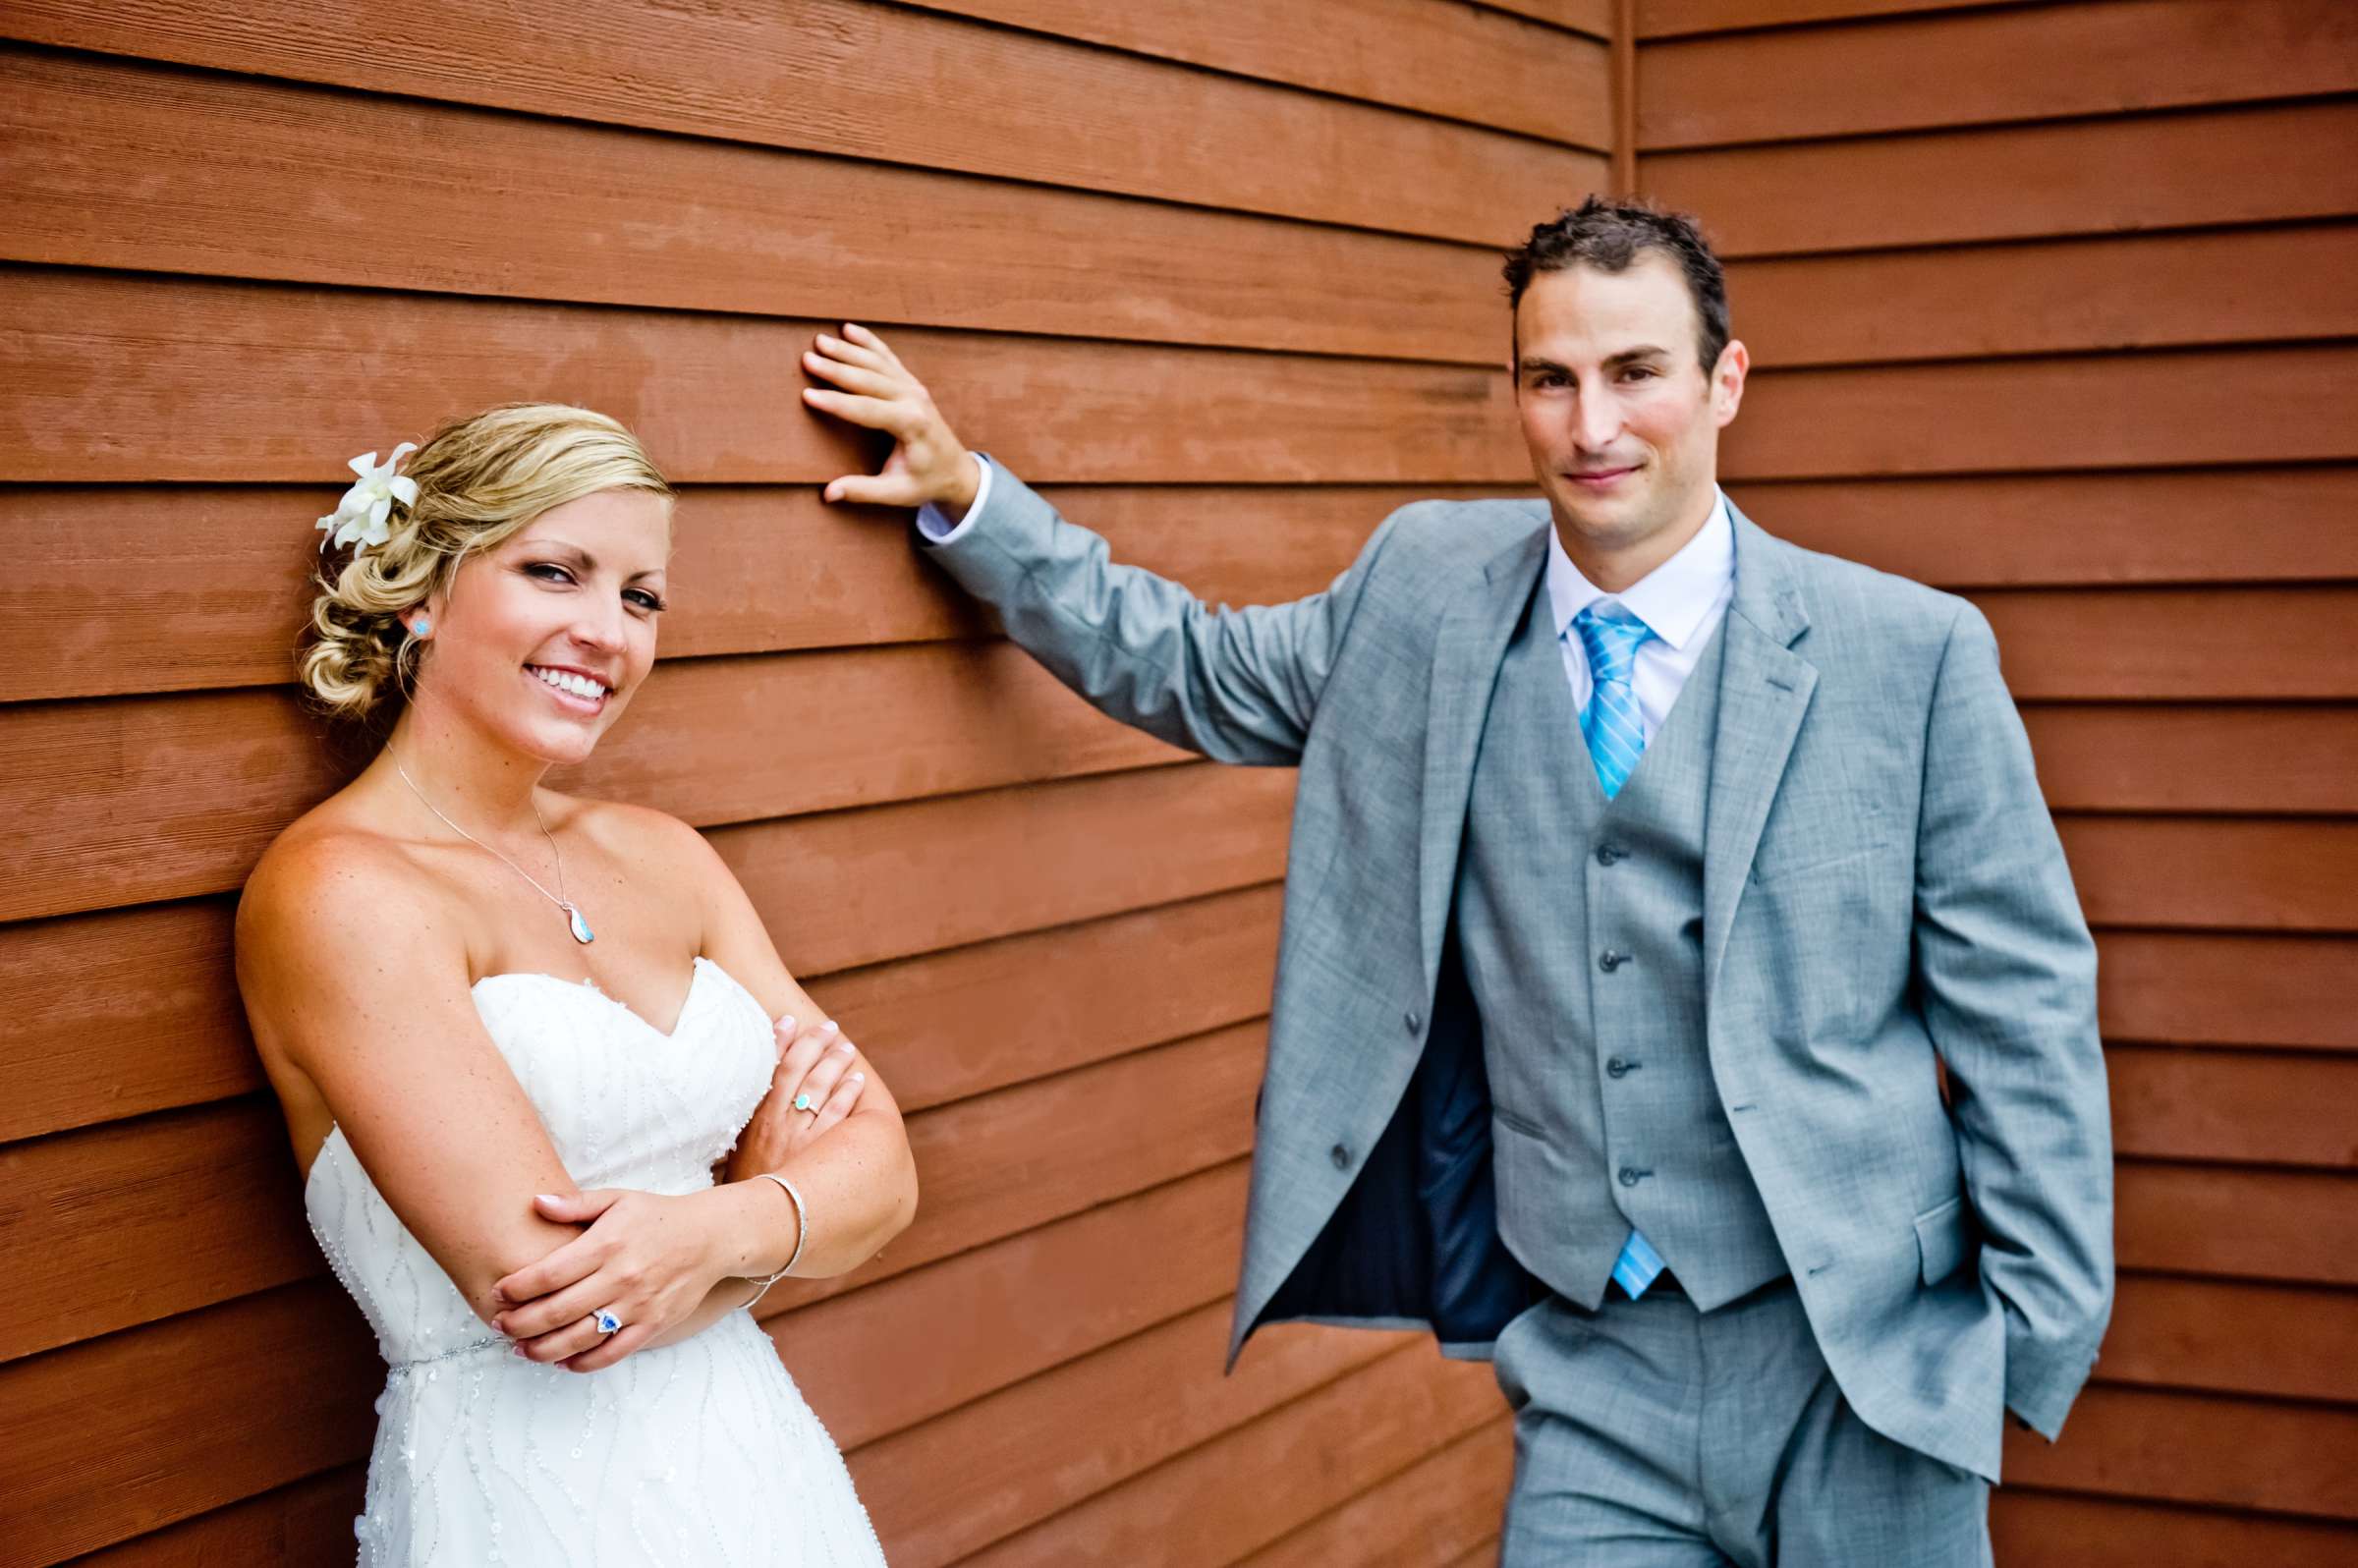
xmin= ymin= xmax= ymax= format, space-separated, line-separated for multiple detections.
xmin=1512 ymin=254 xmax=1746 ymax=563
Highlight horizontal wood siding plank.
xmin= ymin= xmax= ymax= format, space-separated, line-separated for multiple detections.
xmin=1229 ymin=1418 xmax=1516 ymax=1568
xmin=2022 ymin=705 xmax=2358 ymax=815
xmin=960 ymin=1347 xmax=1504 ymax=1567
xmin=1722 ymin=347 xmax=2358 ymax=479
xmin=1726 ymin=225 xmax=2358 ymax=367
xmin=0 ymin=1285 xmax=378 ymax=1568
xmin=2057 ymin=817 xmax=2358 ymax=933
xmin=0 ymin=480 xmax=1472 ymax=704
xmin=0 ymin=646 xmax=1188 ymax=924
xmin=1638 ymin=0 xmax=1998 ymax=38
xmin=0 ymin=3 xmax=1602 ymax=246
xmin=1999 ymin=1385 xmax=2358 ymax=1519
xmin=2104 ymin=1274 xmax=2358 ymax=1404
xmin=2105 ymin=1044 xmax=2358 ymax=1169
xmin=2117 ymin=1162 xmax=2358 ymax=1285
xmin=1478 ymin=0 xmax=1614 ymax=39
xmin=0 ymin=270 xmax=1527 ymax=487
xmin=1975 ymin=588 xmax=2358 ymax=700
xmin=1640 ymin=0 xmax=2358 ymax=148
xmin=1991 ymin=1488 xmax=2358 ymax=1567
xmin=907 ymin=0 xmax=1612 ymax=146
xmin=0 ymin=47 xmax=1506 ymax=365
xmin=63 ymin=1466 xmax=365 ymax=1568
xmin=1728 ymin=469 xmax=2358 ymax=589
xmin=847 ymin=1306 xmax=1402 ymax=1567
xmin=782 ymin=1161 xmax=1248 ymax=1452
xmin=2096 ymin=932 xmax=2358 ymax=1050
xmin=1642 ymin=101 xmax=2358 ymax=257
xmin=5 ymin=1014 xmax=1262 ymax=1364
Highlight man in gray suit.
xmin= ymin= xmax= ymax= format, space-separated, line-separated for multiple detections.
xmin=804 ymin=196 xmax=2112 ymax=1563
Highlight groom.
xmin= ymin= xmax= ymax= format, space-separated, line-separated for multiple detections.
xmin=806 ymin=196 xmax=2113 ymax=1563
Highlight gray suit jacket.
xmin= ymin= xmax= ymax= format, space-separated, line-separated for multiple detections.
xmin=925 ymin=466 xmax=2113 ymax=1481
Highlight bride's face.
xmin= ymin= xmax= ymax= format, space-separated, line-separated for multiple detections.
xmin=416 ymin=487 xmax=672 ymax=766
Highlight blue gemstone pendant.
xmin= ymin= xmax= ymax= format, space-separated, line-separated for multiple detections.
xmin=564 ymin=904 xmax=595 ymax=944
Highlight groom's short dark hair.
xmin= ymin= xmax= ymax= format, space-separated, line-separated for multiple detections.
xmin=1503 ymin=196 xmax=1732 ymax=373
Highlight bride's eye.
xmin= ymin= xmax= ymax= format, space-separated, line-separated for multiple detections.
xmin=525 ymin=563 xmax=577 ymax=587
xmin=626 ymin=588 xmax=668 ymax=613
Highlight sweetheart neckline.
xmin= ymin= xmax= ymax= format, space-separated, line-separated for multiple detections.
xmin=301 ymin=955 xmax=760 ymax=1202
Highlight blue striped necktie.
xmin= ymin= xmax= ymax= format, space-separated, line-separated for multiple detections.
xmin=1571 ymin=602 xmax=1669 ymax=1300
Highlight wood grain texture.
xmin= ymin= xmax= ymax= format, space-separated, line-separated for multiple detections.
xmin=1723 ymin=346 xmax=2358 ymax=478
xmin=2117 ymin=1162 xmax=2358 ymax=1285
xmin=0 ymin=269 xmax=1526 ymax=487
xmin=60 ymin=1466 xmax=365 ymax=1568
xmin=2096 ymin=931 xmax=2358 ymax=1050
xmin=1991 ymin=1488 xmax=2358 ymax=1567
xmin=1971 ymin=588 xmax=2358 ymax=700
xmin=0 ymin=480 xmax=1486 ymax=704
xmin=2105 ymin=1044 xmax=2358 ymax=1169
xmin=1638 ymin=0 xmax=1997 ymax=38
xmin=960 ymin=1346 xmax=1504 ymax=1567
xmin=1727 ymin=224 xmax=2358 ymax=367
xmin=1229 ymin=1418 xmax=1516 ymax=1568
xmin=1642 ymin=100 xmax=2358 ymax=257
xmin=0 ymin=46 xmax=1506 ymax=365
xmin=848 ymin=1305 xmax=1403 ymax=1567
xmin=2000 ymin=1384 xmax=2358 ymax=1519
xmin=0 ymin=3 xmax=1603 ymax=247
xmin=1726 ymin=469 xmax=2358 ymax=588
xmin=903 ymin=0 xmax=1613 ymax=146
xmin=2103 ymin=1274 xmax=2358 ymax=1404
xmin=2022 ymin=705 xmax=2358 ymax=815
xmin=1640 ymin=0 xmax=2358 ymax=148
xmin=1479 ymin=0 xmax=1614 ymax=39
xmin=2057 ymin=816 xmax=2358 ymax=933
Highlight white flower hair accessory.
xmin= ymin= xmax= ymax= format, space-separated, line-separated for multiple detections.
xmin=316 ymin=442 xmax=421 ymax=555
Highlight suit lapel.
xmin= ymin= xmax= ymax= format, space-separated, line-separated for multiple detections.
xmin=1702 ymin=508 xmax=1820 ymax=992
xmin=1416 ymin=517 xmax=1550 ymax=982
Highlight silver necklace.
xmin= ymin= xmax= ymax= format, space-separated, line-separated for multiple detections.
xmin=390 ymin=750 xmax=595 ymax=944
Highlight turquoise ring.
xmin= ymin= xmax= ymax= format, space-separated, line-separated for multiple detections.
xmin=792 ymin=1092 xmax=817 ymax=1114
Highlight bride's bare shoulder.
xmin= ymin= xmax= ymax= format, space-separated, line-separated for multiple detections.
xmin=236 ymin=796 xmax=457 ymax=989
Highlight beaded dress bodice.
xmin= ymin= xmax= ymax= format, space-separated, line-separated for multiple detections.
xmin=303 ymin=957 xmax=885 ymax=1565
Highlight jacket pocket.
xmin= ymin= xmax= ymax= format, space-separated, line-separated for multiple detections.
xmin=1914 ymin=1194 xmax=1971 ymax=1285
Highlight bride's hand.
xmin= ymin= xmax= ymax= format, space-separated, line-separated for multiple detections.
xmin=724 ymin=1013 xmax=870 ymax=1184
xmin=491 ymin=1188 xmax=736 ymax=1372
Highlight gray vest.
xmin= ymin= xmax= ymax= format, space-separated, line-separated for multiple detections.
xmin=1455 ymin=569 xmax=1787 ymax=1312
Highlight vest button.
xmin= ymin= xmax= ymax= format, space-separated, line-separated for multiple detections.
xmin=1618 ymin=1166 xmax=1642 ymax=1188
xmin=1605 ymin=1056 xmax=1632 ymax=1079
xmin=1330 ymin=1144 xmax=1352 ymax=1170
xmin=1599 ymin=950 xmax=1628 ymax=973
xmin=1597 ymin=844 xmax=1625 ymax=866
xmin=1403 ymin=1009 xmax=1422 ymax=1036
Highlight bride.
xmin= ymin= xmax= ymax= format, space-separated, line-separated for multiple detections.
xmin=236 ymin=404 xmax=913 ymax=1564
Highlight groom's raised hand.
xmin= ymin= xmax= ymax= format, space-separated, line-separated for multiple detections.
xmin=803 ymin=323 xmax=981 ymax=520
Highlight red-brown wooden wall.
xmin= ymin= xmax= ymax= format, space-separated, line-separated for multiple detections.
xmin=3 ymin=2 xmax=2352 ymax=1563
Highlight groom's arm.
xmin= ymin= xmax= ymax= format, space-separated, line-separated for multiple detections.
xmin=1912 ymin=600 xmax=2114 ymax=1440
xmin=803 ymin=325 xmax=1398 ymax=765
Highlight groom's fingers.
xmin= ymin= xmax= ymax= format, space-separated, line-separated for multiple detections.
xmin=801 ymin=383 xmax=907 ymax=432
xmin=801 ymin=350 xmax=897 ymax=399
xmin=812 ymin=331 xmax=889 ymax=373
xmin=823 ymin=472 xmax=923 ymax=507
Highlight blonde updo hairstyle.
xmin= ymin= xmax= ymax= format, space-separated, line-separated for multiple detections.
xmin=301 ymin=404 xmax=672 ymax=723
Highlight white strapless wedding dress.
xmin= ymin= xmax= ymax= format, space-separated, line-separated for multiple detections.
xmin=304 ymin=956 xmax=887 ymax=1566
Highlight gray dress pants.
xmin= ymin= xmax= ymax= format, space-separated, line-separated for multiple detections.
xmin=1492 ymin=1279 xmax=1993 ymax=1566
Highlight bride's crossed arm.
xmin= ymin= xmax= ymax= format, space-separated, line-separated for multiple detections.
xmin=237 ymin=812 xmax=919 ymax=1374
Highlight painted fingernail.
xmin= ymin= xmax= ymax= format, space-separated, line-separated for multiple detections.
xmin=850 ymin=1072 xmax=867 ymax=1084
xmin=820 ymin=1021 xmax=839 ymax=1035
xmin=830 ymin=1041 xmax=854 ymax=1055
xmin=777 ymin=1015 xmax=795 ymax=1031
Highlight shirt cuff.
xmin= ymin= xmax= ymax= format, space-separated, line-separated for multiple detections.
xmin=915 ymin=453 xmax=994 ymax=544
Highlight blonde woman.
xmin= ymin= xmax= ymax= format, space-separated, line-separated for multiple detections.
xmin=237 ymin=406 xmax=910 ymax=1564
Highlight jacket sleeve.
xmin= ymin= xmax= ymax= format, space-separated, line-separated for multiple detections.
xmin=920 ymin=463 xmax=1403 ymax=766
xmin=1912 ymin=599 xmax=2114 ymax=1439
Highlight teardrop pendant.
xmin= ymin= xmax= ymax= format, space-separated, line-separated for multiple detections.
xmin=563 ymin=903 xmax=595 ymax=944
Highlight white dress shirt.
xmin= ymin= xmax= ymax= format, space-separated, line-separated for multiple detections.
xmin=925 ymin=460 xmax=1738 ymax=743
xmin=1545 ymin=493 xmax=1737 ymax=744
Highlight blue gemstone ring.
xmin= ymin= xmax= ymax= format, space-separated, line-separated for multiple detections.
xmin=792 ymin=1092 xmax=817 ymax=1114
xmin=592 ymin=1308 xmax=623 ymax=1335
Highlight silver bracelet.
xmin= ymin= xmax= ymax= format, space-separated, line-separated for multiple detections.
xmin=744 ymin=1172 xmax=808 ymax=1311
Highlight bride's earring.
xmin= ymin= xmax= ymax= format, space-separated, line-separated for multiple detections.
xmin=411 ymin=616 xmax=432 ymax=639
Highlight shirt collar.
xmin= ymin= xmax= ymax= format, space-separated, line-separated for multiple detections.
xmin=1545 ymin=489 xmax=1736 ymax=652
